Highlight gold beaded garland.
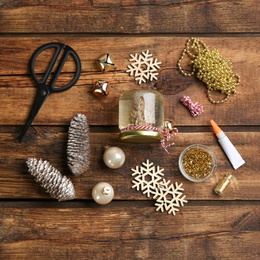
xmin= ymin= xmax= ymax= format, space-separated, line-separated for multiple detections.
xmin=177 ymin=38 xmax=240 ymax=104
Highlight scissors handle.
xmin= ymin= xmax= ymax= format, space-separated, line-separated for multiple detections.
xmin=30 ymin=42 xmax=81 ymax=92
xmin=19 ymin=42 xmax=81 ymax=142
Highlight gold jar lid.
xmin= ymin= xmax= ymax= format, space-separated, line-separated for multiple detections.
xmin=119 ymin=130 xmax=163 ymax=143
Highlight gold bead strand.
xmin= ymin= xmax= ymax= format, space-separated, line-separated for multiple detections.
xmin=177 ymin=38 xmax=196 ymax=77
xmin=177 ymin=38 xmax=240 ymax=104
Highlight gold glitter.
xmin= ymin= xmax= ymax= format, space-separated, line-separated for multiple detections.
xmin=182 ymin=148 xmax=213 ymax=179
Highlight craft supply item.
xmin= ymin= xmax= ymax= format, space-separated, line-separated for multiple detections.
xmin=214 ymin=174 xmax=233 ymax=196
xmin=210 ymin=119 xmax=245 ymax=170
xmin=164 ymin=120 xmax=174 ymax=133
xmin=96 ymin=54 xmax=115 ymax=72
xmin=126 ymin=50 xmax=161 ymax=84
xmin=119 ymin=89 xmax=178 ymax=154
xmin=153 ymin=180 xmax=188 ymax=216
xmin=179 ymin=144 xmax=217 ymax=182
xmin=103 ymin=146 xmax=125 ymax=169
xmin=26 ymin=158 xmax=75 ymax=201
xmin=92 ymin=182 xmax=114 ymax=205
xmin=177 ymin=37 xmax=240 ymax=104
xmin=180 ymin=96 xmax=204 ymax=117
xmin=131 ymin=159 xmax=187 ymax=216
xmin=67 ymin=114 xmax=90 ymax=176
xmin=19 ymin=42 xmax=81 ymax=142
xmin=132 ymin=159 xmax=165 ymax=198
xmin=119 ymin=89 xmax=164 ymax=142
xmin=93 ymin=80 xmax=110 ymax=97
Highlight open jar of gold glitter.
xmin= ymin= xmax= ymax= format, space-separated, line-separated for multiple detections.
xmin=178 ymin=144 xmax=217 ymax=182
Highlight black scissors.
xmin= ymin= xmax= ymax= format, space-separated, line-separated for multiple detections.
xmin=19 ymin=42 xmax=81 ymax=142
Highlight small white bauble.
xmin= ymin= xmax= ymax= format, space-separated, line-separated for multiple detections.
xmin=92 ymin=182 xmax=114 ymax=205
xmin=103 ymin=146 xmax=125 ymax=169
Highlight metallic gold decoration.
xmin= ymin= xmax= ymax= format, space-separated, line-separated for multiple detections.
xmin=214 ymin=174 xmax=233 ymax=196
xmin=119 ymin=130 xmax=163 ymax=143
xmin=93 ymin=80 xmax=110 ymax=97
xmin=182 ymin=147 xmax=213 ymax=179
xmin=67 ymin=114 xmax=90 ymax=176
xmin=96 ymin=53 xmax=115 ymax=72
xmin=164 ymin=120 xmax=174 ymax=133
xmin=179 ymin=144 xmax=217 ymax=182
xmin=26 ymin=158 xmax=75 ymax=201
xmin=177 ymin=38 xmax=240 ymax=104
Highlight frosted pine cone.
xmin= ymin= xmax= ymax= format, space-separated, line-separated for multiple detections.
xmin=26 ymin=158 xmax=75 ymax=201
xmin=67 ymin=114 xmax=90 ymax=176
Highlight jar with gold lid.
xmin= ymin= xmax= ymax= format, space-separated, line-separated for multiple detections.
xmin=119 ymin=89 xmax=165 ymax=143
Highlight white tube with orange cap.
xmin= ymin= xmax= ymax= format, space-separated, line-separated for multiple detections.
xmin=210 ymin=119 xmax=245 ymax=170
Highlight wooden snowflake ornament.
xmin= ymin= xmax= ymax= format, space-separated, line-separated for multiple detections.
xmin=131 ymin=159 xmax=188 ymax=216
xmin=126 ymin=50 xmax=162 ymax=84
xmin=131 ymin=159 xmax=164 ymax=197
xmin=153 ymin=179 xmax=187 ymax=215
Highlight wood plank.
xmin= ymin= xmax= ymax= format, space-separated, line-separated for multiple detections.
xmin=0 ymin=37 xmax=259 ymax=126
xmin=0 ymin=131 xmax=259 ymax=200
xmin=1 ymin=1 xmax=259 ymax=259
xmin=0 ymin=0 xmax=259 ymax=33
xmin=1 ymin=201 xmax=260 ymax=259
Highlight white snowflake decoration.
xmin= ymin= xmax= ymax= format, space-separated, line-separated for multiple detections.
xmin=131 ymin=159 xmax=164 ymax=198
xmin=131 ymin=159 xmax=188 ymax=216
xmin=126 ymin=50 xmax=162 ymax=84
xmin=153 ymin=179 xmax=188 ymax=215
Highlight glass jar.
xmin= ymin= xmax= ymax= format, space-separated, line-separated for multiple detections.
xmin=119 ymin=89 xmax=164 ymax=143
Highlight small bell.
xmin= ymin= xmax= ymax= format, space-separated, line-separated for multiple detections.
xmin=164 ymin=120 xmax=174 ymax=133
xmin=96 ymin=54 xmax=115 ymax=72
xmin=93 ymin=80 xmax=110 ymax=97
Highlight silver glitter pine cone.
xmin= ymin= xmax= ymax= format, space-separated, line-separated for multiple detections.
xmin=67 ymin=114 xmax=90 ymax=176
xmin=26 ymin=158 xmax=75 ymax=201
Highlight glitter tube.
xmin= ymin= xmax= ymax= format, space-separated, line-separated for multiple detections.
xmin=210 ymin=120 xmax=245 ymax=170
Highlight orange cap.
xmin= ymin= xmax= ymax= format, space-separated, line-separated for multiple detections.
xmin=210 ymin=119 xmax=222 ymax=135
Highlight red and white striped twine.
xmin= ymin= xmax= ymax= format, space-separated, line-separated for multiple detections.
xmin=120 ymin=125 xmax=178 ymax=154
xmin=180 ymin=95 xmax=204 ymax=117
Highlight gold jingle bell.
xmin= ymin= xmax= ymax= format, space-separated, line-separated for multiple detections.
xmin=96 ymin=54 xmax=115 ymax=72
xmin=93 ymin=80 xmax=110 ymax=97
xmin=164 ymin=120 xmax=174 ymax=133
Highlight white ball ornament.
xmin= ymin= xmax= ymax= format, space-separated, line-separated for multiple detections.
xmin=103 ymin=146 xmax=125 ymax=169
xmin=92 ymin=182 xmax=114 ymax=205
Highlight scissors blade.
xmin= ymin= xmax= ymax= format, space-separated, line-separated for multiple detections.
xmin=19 ymin=84 xmax=50 ymax=142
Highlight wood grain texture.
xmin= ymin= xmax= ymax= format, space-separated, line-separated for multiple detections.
xmin=0 ymin=0 xmax=260 ymax=259
xmin=1 ymin=202 xmax=260 ymax=259
xmin=0 ymin=0 xmax=259 ymax=33
xmin=0 ymin=37 xmax=259 ymax=126
xmin=0 ymin=131 xmax=259 ymax=200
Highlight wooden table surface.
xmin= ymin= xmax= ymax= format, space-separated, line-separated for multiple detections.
xmin=1 ymin=1 xmax=260 ymax=259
